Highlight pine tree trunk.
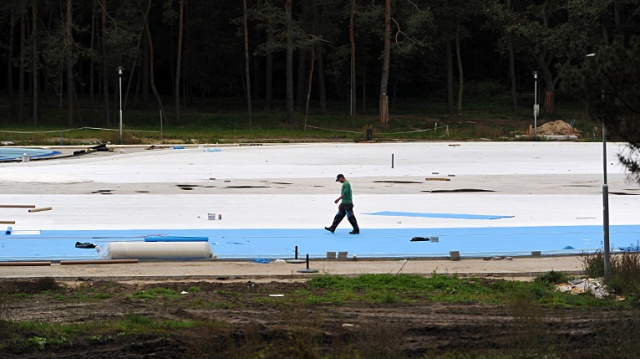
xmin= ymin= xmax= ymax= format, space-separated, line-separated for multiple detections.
xmin=317 ymin=44 xmax=326 ymax=114
xmin=252 ymin=26 xmax=260 ymax=101
xmin=142 ymin=0 xmax=165 ymax=124
xmin=285 ymin=0 xmax=294 ymax=124
xmin=265 ymin=51 xmax=273 ymax=110
xmin=66 ymin=0 xmax=74 ymax=127
xmin=264 ymin=0 xmax=273 ymax=110
xmin=506 ymin=0 xmax=517 ymax=112
xmin=142 ymin=32 xmax=150 ymax=104
xmin=349 ymin=0 xmax=356 ymax=124
xmin=296 ymin=49 xmax=306 ymax=110
xmin=304 ymin=4 xmax=318 ymax=130
xmin=304 ymin=44 xmax=315 ymax=130
xmin=124 ymin=31 xmax=143 ymax=111
xmin=539 ymin=63 xmax=554 ymax=115
xmin=102 ymin=0 xmax=110 ymax=126
xmin=89 ymin=0 xmax=96 ymax=123
xmin=446 ymin=40 xmax=454 ymax=115
xmin=379 ymin=0 xmax=390 ymax=126
xmin=7 ymin=8 xmax=16 ymax=122
xmin=174 ymin=0 xmax=184 ymax=124
xmin=455 ymin=21 xmax=463 ymax=113
xmin=545 ymin=90 xmax=554 ymax=115
xmin=361 ymin=58 xmax=366 ymax=113
xmin=243 ymin=0 xmax=252 ymax=127
xmin=18 ymin=14 xmax=26 ymax=123
xmin=32 ymin=0 xmax=39 ymax=126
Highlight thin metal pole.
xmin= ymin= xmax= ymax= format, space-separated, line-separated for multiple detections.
xmin=118 ymin=66 xmax=123 ymax=145
xmin=533 ymin=72 xmax=538 ymax=137
xmin=602 ymin=121 xmax=610 ymax=281
xmin=602 ymin=123 xmax=608 ymax=185
xmin=585 ymin=53 xmax=610 ymax=280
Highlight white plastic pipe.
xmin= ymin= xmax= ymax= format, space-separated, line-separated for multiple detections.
xmin=98 ymin=242 xmax=213 ymax=260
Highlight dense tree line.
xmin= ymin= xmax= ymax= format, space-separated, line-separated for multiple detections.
xmin=0 ymin=0 xmax=638 ymax=128
xmin=563 ymin=36 xmax=640 ymax=183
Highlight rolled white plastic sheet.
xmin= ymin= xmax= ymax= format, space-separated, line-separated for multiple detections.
xmin=97 ymin=242 xmax=213 ymax=259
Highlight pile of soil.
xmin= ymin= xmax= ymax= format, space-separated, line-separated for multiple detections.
xmin=536 ymin=120 xmax=579 ymax=136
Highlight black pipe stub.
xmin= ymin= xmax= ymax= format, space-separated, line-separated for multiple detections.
xmin=287 ymin=245 xmax=307 ymax=263
xmin=297 ymin=254 xmax=319 ymax=273
xmin=286 ymin=259 xmax=306 ymax=264
xmin=297 ymin=267 xmax=319 ymax=273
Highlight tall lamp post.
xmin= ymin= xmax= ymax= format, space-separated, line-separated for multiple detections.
xmin=533 ymin=71 xmax=539 ymax=137
xmin=602 ymin=114 xmax=610 ymax=281
xmin=117 ymin=66 xmax=124 ymax=145
xmin=586 ymin=53 xmax=610 ymax=280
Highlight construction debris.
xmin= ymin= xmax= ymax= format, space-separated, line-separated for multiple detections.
xmin=556 ymin=278 xmax=609 ymax=299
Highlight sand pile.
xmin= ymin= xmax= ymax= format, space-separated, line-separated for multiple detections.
xmin=536 ymin=120 xmax=579 ymax=136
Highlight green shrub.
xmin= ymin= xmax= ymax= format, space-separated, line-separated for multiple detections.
xmin=581 ymin=250 xmax=605 ymax=278
xmin=535 ymin=270 xmax=570 ymax=285
xmin=581 ymin=250 xmax=640 ymax=298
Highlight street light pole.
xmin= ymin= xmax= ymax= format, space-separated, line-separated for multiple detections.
xmin=533 ymin=71 xmax=540 ymax=138
xmin=585 ymin=53 xmax=610 ymax=280
xmin=602 ymin=102 xmax=610 ymax=281
xmin=117 ymin=66 xmax=124 ymax=145
xmin=533 ymin=71 xmax=539 ymax=137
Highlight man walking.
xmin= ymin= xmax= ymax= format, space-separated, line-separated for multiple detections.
xmin=325 ymin=174 xmax=360 ymax=234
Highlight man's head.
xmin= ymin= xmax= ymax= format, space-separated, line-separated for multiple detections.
xmin=336 ymin=174 xmax=345 ymax=183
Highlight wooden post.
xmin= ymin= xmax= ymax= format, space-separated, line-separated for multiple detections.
xmin=60 ymin=259 xmax=139 ymax=265
xmin=0 ymin=261 xmax=51 ymax=266
xmin=29 ymin=207 xmax=52 ymax=213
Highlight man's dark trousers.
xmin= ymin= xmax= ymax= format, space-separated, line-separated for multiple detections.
xmin=328 ymin=204 xmax=359 ymax=232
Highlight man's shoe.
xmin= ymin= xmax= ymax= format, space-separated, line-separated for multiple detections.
xmin=324 ymin=227 xmax=335 ymax=233
xmin=349 ymin=230 xmax=359 ymax=235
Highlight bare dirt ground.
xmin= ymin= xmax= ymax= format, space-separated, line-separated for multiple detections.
xmin=1 ymin=275 xmax=637 ymax=358
xmin=0 ymin=256 xmax=585 ymax=280
xmin=2 ymin=256 xmax=637 ymax=358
